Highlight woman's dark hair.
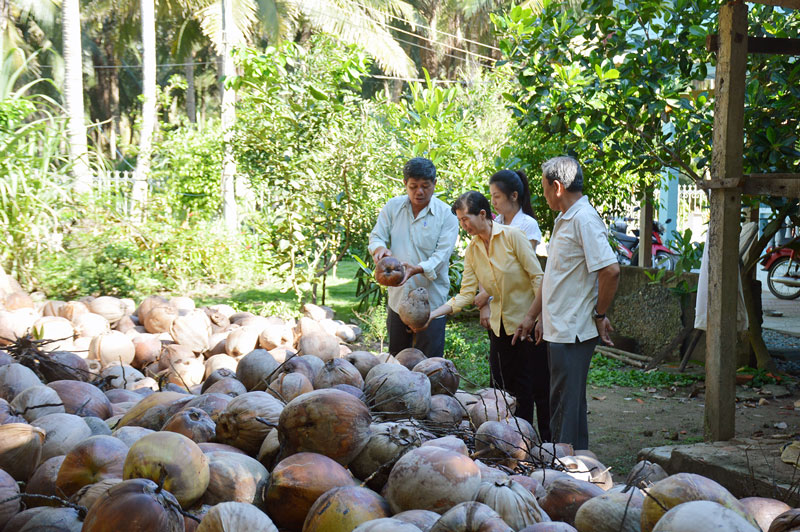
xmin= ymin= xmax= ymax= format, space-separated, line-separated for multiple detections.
xmin=489 ymin=169 xmax=535 ymax=217
xmin=451 ymin=191 xmax=492 ymax=218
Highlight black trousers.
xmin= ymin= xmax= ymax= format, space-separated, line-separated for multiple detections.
xmin=489 ymin=323 xmax=551 ymax=442
xmin=387 ymin=307 xmax=446 ymax=359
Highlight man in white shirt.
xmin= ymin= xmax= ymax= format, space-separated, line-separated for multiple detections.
xmin=515 ymin=156 xmax=620 ymax=449
xmin=368 ymin=158 xmax=459 ymax=358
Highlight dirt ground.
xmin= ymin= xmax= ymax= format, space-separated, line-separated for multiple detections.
xmin=586 ymin=362 xmax=799 ymax=478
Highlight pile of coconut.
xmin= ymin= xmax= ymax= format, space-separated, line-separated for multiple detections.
xmin=0 ymin=288 xmax=795 ymax=532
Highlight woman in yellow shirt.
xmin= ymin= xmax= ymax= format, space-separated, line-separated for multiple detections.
xmin=417 ymin=191 xmax=547 ymax=437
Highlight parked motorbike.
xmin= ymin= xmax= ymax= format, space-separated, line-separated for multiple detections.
xmin=761 ymin=233 xmax=800 ymax=300
xmin=609 ymin=217 xmax=676 ymax=270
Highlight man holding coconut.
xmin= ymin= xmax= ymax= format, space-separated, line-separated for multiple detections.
xmin=369 ymin=157 xmax=459 ymax=359
xmin=515 ymin=156 xmax=620 ymax=450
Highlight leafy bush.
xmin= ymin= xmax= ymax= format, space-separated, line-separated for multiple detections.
xmin=445 ymin=318 xmax=490 ymax=389
xmin=588 ymin=354 xmax=700 ymax=388
xmin=35 ymin=210 xmax=267 ymax=299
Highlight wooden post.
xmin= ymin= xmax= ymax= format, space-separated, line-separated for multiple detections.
xmin=705 ymin=1 xmax=747 ymax=442
xmin=638 ymin=190 xmax=653 ymax=268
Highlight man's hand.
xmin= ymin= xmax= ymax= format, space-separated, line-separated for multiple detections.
xmin=534 ymin=320 xmax=543 ymax=345
xmin=596 ymin=317 xmax=615 ymax=346
xmin=479 ymin=305 xmax=491 ymax=330
xmin=372 ymin=247 xmax=392 ymax=263
xmin=399 ymin=263 xmax=424 ymax=285
xmin=511 ymin=315 xmax=536 ymax=345
xmin=474 ymin=289 xmax=490 ymax=309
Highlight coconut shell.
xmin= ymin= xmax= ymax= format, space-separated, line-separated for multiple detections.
xmin=72 ymin=313 xmax=111 ymax=338
xmin=10 ymin=385 xmax=65 ymax=422
xmin=364 ymin=369 xmax=431 ymax=420
xmin=215 ymin=391 xmax=283 ymax=453
xmin=123 ymin=431 xmax=210 ymax=508
xmin=278 ymin=388 xmax=372 ymax=466
xmin=162 ymin=407 xmax=216 ymax=443
xmin=344 ymin=351 xmax=380 ymax=379
xmin=573 ymin=491 xmax=642 ymax=532
xmin=31 ymin=316 xmax=75 ymax=352
xmin=225 ymin=327 xmax=260 ymax=358
xmin=69 ymin=478 xmax=122 ymax=512
xmin=89 ymin=296 xmax=127 ymax=325
xmin=297 ymin=332 xmax=340 ymax=361
xmin=268 ymin=372 xmax=313 ymax=403
xmin=58 ymin=301 xmax=89 ymax=321
xmin=739 ymin=497 xmax=792 ymax=532
xmin=196 ymin=501 xmax=278 ymax=532
xmin=374 ymin=257 xmax=405 ymax=287
xmin=395 ymin=348 xmax=426 ymax=370
xmin=170 ymin=311 xmax=211 ymax=354
xmin=180 ymin=393 xmax=232 ymax=423
xmin=112 ymin=426 xmax=154 ymax=447
xmin=313 ymin=358 xmax=364 ymax=390
xmin=115 ymin=391 xmax=188 ymax=429
xmin=651 ymin=500 xmax=760 ymax=532
xmin=143 ymin=304 xmax=179 ymax=334
xmin=32 ymin=412 xmax=94 ymax=461
xmin=131 ymin=334 xmax=162 ymax=370
xmin=429 ymin=501 xmax=512 ymax=532
xmin=39 ymin=351 xmax=92 ymax=382
xmin=82 ymin=478 xmax=185 ymax=532
xmin=303 ymin=486 xmax=391 ymax=532
xmin=413 ymin=357 xmax=459 ymax=395
xmin=0 ymin=467 xmax=20 ymax=522
xmin=353 ymin=518 xmax=424 ymax=532
xmin=538 ymin=476 xmax=605 ymax=525
xmin=350 ymin=422 xmax=421 ymax=491
xmin=22 ymin=455 xmax=66 ymax=507
xmin=48 ymin=380 xmax=114 ymax=419
xmin=0 ymin=422 xmax=46 ymax=480
xmin=55 ymin=435 xmax=128 ymax=497
xmin=264 ymin=452 xmax=355 ymax=530
xmin=205 ymin=377 xmax=247 ymax=397
xmin=385 ymin=446 xmax=482 ymax=515
xmin=201 ymin=451 xmax=269 ymax=508
xmin=0 ymin=308 xmax=37 ymax=345
xmin=235 ymin=349 xmax=279 ymax=391
xmin=0 ymin=397 xmax=25 ymax=423
xmin=640 ymin=473 xmax=758 ymax=532
xmin=397 ymin=288 xmax=430 ymax=330
xmin=769 ymin=508 xmax=800 ymax=532
xmin=17 ymin=506 xmax=83 ymax=531
xmin=0 ymin=363 xmax=42 ymax=402
xmin=393 ymin=510 xmax=440 ymax=532
xmin=89 ymin=331 xmax=135 ymax=368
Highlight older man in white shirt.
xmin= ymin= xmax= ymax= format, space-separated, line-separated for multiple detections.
xmin=516 ymin=156 xmax=620 ymax=449
xmin=369 ymin=158 xmax=459 ymax=358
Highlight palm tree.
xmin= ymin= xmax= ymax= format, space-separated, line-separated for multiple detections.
xmin=131 ymin=0 xmax=156 ymax=212
xmin=61 ymin=0 xmax=91 ymax=192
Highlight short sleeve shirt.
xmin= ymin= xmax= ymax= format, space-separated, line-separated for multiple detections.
xmin=541 ymin=196 xmax=618 ymax=343
xmin=496 ymin=210 xmax=543 ymax=244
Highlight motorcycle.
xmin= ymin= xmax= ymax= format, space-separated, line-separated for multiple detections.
xmin=609 ymin=217 xmax=676 ymax=270
xmin=761 ymin=233 xmax=800 ymax=300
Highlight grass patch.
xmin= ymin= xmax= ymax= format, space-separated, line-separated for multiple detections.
xmin=588 ymin=354 xmax=702 ymax=388
xmin=445 ymin=316 xmax=490 ymax=390
xmin=196 ymin=260 xmax=362 ymax=322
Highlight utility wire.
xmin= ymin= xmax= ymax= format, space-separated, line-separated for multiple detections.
xmin=345 ymin=0 xmax=501 ymax=53
xmin=301 ymin=4 xmax=496 ymax=66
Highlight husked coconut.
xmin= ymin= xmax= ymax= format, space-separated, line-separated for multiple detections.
xmin=397 ymin=288 xmax=430 ymax=330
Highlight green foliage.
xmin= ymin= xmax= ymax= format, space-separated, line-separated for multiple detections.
xmin=35 ymin=210 xmax=267 ymax=299
xmin=0 ymin=71 xmax=75 ymax=287
xmin=230 ymin=37 xmax=396 ymax=301
xmin=352 ymin=254 xmax=386 ymax=312
xmin=644 ymin=228 xmax=704 ymax=296
xmin=494 ymin=1 xmax=800 ymax=233
xmin=588 ymin=354 xmax=700 ymax=388
xmin=357 ymin=302 xmax=389 ymax=350
xmin=445 ymin=318 xmax=490 ymax=389
xmin=150 ymin=121 xmax=224 ymax=220
xmin=736 ymin=366 xmax=780 ymax=388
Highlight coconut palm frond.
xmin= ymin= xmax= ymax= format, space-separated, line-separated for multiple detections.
xmin=196 ymin=0 xmax=259 ymax=51
xmin=12 ymin=0 xmax=59 ymax=33
xmin=348 ymin=0 xmax=415 ymax=25
xmin=253 ymin=0 xmax=297 ymax=43
xmin=172 ymin=17 xmax=205 ymax=59
xmin=298 ymin=0 xmax=415 ymax=77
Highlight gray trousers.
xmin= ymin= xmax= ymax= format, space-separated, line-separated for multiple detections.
xmin=548 ymin=338 xmax=597 ymax=450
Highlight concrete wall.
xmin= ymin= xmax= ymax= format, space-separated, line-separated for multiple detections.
xmin=606 ymin=266 xmax=699 ymax=360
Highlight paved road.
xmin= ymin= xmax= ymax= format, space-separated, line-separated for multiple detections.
xmin=761 ymin=290 xmax=800 ymax=337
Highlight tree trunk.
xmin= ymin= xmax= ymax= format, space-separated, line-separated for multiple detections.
xmin=1 ymin=0 xmax=10 ymax=70
xmin=132 ymin=0 xmax=157 ymax=215
xmin=419 ymin=6 xmax=443 ymax=78
xmin=62 ymin=0 xmax=92 ymax=193
xmin=220 ymin=0 xmax=237 ymax=232
xmin=185 ymin=55 xmax=197 ymax=124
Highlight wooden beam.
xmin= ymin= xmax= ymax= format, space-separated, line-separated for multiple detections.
xmin=742 ymin=178 xmax=800 ymax=198
xmin=747 ymin=0 xmax=800 ymax=9
xmin=638 ymin=191 xmax=653 ymax=268
xmin=706 ymin=2 xmax=748 ymax=443
xmin=707 ymin=35 xmax=800 ymax=55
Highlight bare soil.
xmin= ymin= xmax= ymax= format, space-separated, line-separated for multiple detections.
xmin=587 ymin=362 xmax=799 ymax=478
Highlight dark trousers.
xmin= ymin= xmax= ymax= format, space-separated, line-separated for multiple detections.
xmin=547 ymin=338 xmax=596 ymax=450
xmin=387 ymin=307 xmax=446 ymax=359
xmin=489 ymin=323 xmax=551 ymax=442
